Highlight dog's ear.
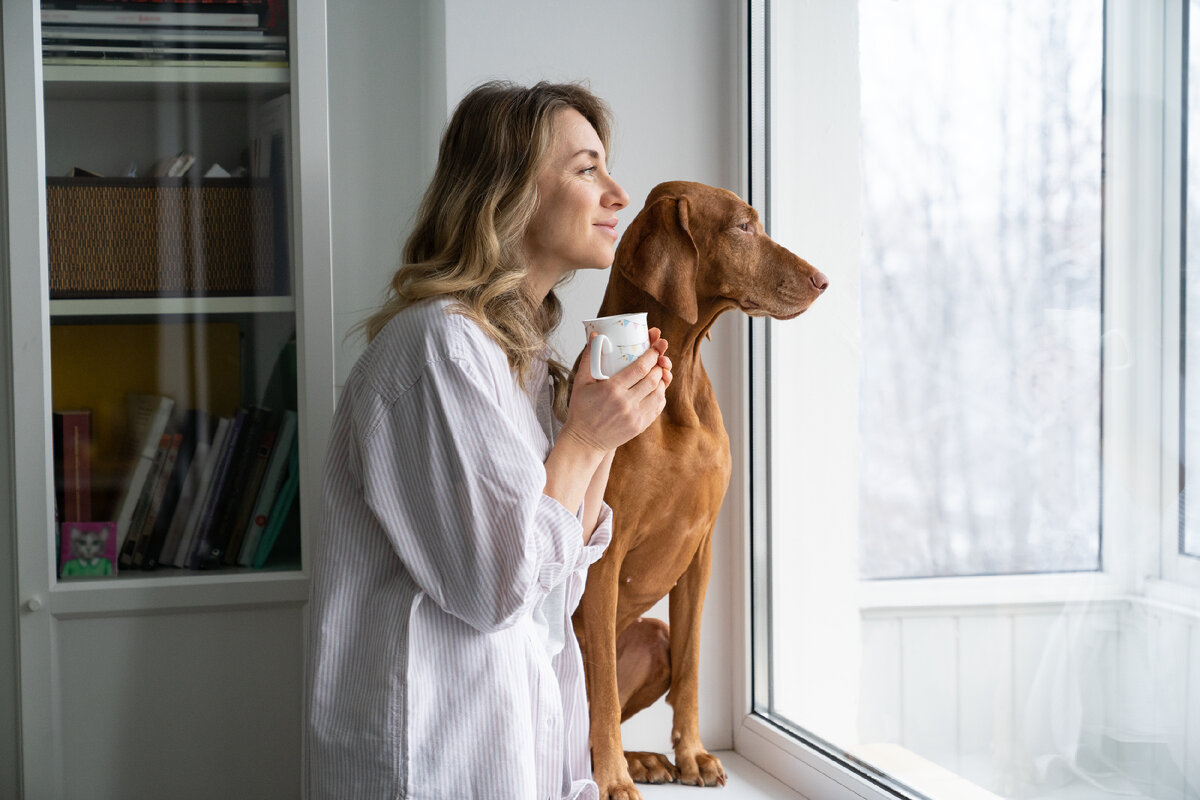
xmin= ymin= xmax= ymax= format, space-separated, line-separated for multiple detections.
xmin=617 ymin=194 xmax=699 ymax=325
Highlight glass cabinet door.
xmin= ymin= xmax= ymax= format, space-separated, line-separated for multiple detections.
xmin=41 ymin=1 xmax=302 ymax=581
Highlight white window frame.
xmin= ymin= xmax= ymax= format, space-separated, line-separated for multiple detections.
xmin=734 ymin=1 xmax=1200 ymax=797
xmin=1161 ymin=0 xmax=1200 ymax=593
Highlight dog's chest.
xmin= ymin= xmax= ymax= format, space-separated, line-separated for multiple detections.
xmin=610 ymin=419 xmax=731 ymax=579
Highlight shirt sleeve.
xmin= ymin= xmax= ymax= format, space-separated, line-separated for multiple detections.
xmin=359 ymin=353 xmax=593 ymax=634
xmin=564 ymin=499 xmax=612 ymax=617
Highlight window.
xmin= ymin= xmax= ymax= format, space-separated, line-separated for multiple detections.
xmin=743 ymin=2 xmax=1200 ymax=799
xmin=857 ymin=0 xmax=1104 ymax=580
xmin=1184 ymin=0 xmax=1200 ymax=562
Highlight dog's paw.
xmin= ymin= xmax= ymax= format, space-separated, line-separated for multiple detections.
xmin=625 ymin=750 xmax=678 ymax=784
xmin=676 ymin=750 xmax=727 ymax=787
xmin=596 ymin=775 xmax=645 ymax=800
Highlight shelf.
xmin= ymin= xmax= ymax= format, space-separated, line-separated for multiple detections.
xmin=49 ymin=569 xmax=309 ymax=618
xmin=50 ymin=295 xmax=295 ymax=317
xmin=43 ymin=62 xmax=289 ymax=101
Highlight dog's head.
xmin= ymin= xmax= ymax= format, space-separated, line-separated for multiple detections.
xmin=613 ymin=181 xmax=827 ymax=325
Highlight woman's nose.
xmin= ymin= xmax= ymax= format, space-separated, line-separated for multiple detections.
xmin=605 ymin=177 xmax=629 ymax=210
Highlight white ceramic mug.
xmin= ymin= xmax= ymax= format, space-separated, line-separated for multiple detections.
xmin=583 ymin=312 xmax=650 ymax=380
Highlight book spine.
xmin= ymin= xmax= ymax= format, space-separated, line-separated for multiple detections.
xmin=53 ymin=410 xmax=92 ymax=522
xmin=118 ymin=433 xmax=170 ymax=568
xmin=131 ymin=433 xmax=181 ymax=568
xmin=157 ymin=437 xmax=207 ymax=566
xmin=142 ymin=410 xmax=206 ymax=569
xmin=114 ymin=394 xmax=175 ymax=550
xmin=172 ymin=416 xmax=232 ymax=568
xmin=41 ymin=9 xmax=262 ymax=27
xmin=222 ymin=408 xmax=282 ymax=565
xmin=186 ymin=409 xmax=247 ymax=569
xmin=252 ymin=442 xmax=298 ymax=569
xmin=201 ymin=406 xmax=265 ymax=567
xmin=237 ymin=409 xmax=295 ymax=566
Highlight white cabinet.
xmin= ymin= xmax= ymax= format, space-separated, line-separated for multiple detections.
xmin=2 ymin=1 xmax=333 ymax=796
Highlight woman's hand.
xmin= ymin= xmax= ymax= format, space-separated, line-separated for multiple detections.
xmin=559 ymin=328 xmax=673 ymax=454
xmin=543 ymin=329 xmax=671 ymax=532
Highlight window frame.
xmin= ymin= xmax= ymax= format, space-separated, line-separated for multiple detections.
xmin=1163 ymin=0 xmax=1200 ymax=592
xmin=736 ymin=0 xmax=1200 ymax=796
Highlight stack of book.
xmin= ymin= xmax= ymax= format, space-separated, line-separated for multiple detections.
xmin=103 ymin=392 xmax=300 ymax=573
xmin=41 ymin=0 xmax=288 ymax=67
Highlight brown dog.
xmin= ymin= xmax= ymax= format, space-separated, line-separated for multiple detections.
xmin=572 ymin=181 xmax=827 ymax=799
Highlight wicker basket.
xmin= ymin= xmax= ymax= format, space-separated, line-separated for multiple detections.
xmin=46 ymin=177 xmax=280 ymax=298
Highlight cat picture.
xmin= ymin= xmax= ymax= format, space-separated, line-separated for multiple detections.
xmin=59 ymin=521 xmax=118 ymax=578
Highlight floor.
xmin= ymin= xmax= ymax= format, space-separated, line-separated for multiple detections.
xmin=638 ymin=751 xmax=807 ymax=799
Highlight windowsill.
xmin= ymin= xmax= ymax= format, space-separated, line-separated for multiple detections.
xmin=857 ymin=571 xmax=1120 ymax=614
xmin=638 ymin=752 xmax=806 ymax=799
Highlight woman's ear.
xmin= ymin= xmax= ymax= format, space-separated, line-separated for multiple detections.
xmin=616 ymin=195 xmax=699 ymax=325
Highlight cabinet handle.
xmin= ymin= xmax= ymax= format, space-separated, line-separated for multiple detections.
xmin=23 ymin=597 xmax=42 ymax=613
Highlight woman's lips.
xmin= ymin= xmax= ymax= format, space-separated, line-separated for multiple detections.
xmin=594 ymin=220 xmax=619 ymax=240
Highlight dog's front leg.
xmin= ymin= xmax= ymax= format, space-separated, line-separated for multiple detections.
xmin=667 ymin=530 xmax=727 ymax=787
xmin=577 ymin=551 xmax=643 ymax=800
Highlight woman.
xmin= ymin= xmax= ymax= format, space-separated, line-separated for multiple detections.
xmin=305 ymin=81 xmax=672 ymax=799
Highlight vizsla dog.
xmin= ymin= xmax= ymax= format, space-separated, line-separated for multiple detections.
xmin=573 ymin=181 xmax=828 ymax=799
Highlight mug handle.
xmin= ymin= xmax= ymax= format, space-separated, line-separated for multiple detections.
xmin=590 ymin=334 xmax=613 ymax=380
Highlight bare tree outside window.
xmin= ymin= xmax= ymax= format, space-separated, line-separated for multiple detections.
xmin=1184 ymin=0 xmax=1200 ymax=559
xmin=857 ymin=0 xmax=1104 ymax=579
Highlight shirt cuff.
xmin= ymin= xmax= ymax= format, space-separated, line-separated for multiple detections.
xmin=579 ymin=500 xmax=612 ymax=568
xmin=532 ymin=492 xmax=587 ymax=591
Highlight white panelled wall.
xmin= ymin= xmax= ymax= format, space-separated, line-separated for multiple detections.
xmin=858 ymin=601 xmax=1200 ymax=799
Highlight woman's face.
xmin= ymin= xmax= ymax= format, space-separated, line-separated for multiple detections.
xmin=524 ymin=108 xmax=630 ymax=295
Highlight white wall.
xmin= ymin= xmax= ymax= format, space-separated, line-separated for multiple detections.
xmin=859 ymin=601 xmax=1200 ymax=799
xmin=328 ymin=0 xmax=744 ymax=753
xmin=327 ymin=1 xmax=446 ymax=391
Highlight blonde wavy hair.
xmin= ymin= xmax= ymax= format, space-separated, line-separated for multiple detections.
xmin=361 ymin=80 xmax=614 ymax=419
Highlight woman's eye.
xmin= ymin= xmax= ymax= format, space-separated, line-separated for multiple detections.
xmin=582 ymin=166 xmax=597 ymax=176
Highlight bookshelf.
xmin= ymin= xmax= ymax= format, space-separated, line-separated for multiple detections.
xmin=50 ymin=295 xmax=295 ymax=316
xmin=4 ymin=0 xmax=334 ymax=796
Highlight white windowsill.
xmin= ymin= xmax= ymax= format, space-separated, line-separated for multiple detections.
xmin=639 ymin=752 xmax=806 ymax=799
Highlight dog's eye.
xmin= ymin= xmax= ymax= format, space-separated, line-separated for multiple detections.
xmin=737 ymin=222 xmax=752 ymax=232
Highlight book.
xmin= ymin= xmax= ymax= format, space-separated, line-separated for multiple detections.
xmin=141 ymin=409 xmax=209 ymax=569
xmin=130 ymin=432 xmax=182 ymax=568
xmin=52 ymin=409 xmax=92 ymax=523
xmin=237 ymin=408 xmax=295 ymax=566
xmin=113 ymin=393 xmax=174 ymax=551
xmin=149 ymin=150 xmax=195 ymax=178
xmin=222 ymin=407 xmax=283 ymax=565
xmin=171 ymin=415 xmax=233 ymax=568
xmin=42 ymin=56 xmax=288 ymax=68
xmin=198 ymin=405 xmax=266 ymax=567
xmin=185 ymin=408 xmax=247 ymax=569
xmin=155 ymin=420 xmax=212 ymax=566
xmin=118 ymin=432 xmax=171 ymax=568
xmin=42 ymin=43 xmax=287 ymax=61
xmin=42 ymin=26 xmax=285 ymax=44
xmin=252 ymin=440 xmax=298 ymax=569
xmin=41 ymin=9 xmax=264 ymax=28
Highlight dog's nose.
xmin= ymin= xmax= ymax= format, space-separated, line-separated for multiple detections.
xmin=811 ymin=271 xmax=830 ymax=294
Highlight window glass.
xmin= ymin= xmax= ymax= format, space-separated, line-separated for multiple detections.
xmin=857 ymin=0 xmax=1103 ymax=579
xmin=1185 ymin=0 xmax=1200 ymax=559
xmin=756 ymin=3 xmax=1198 ymax=799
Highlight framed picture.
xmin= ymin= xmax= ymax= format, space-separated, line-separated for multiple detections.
xmin=59 ymin=521 xmax=118 ymax=579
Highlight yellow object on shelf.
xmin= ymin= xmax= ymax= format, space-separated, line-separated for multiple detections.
xmin=50 ymin=321 xmax=242 ymax=518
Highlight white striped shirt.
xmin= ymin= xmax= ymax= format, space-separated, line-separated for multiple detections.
xmin=305 ymin=297 xmax=611 ymax=800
